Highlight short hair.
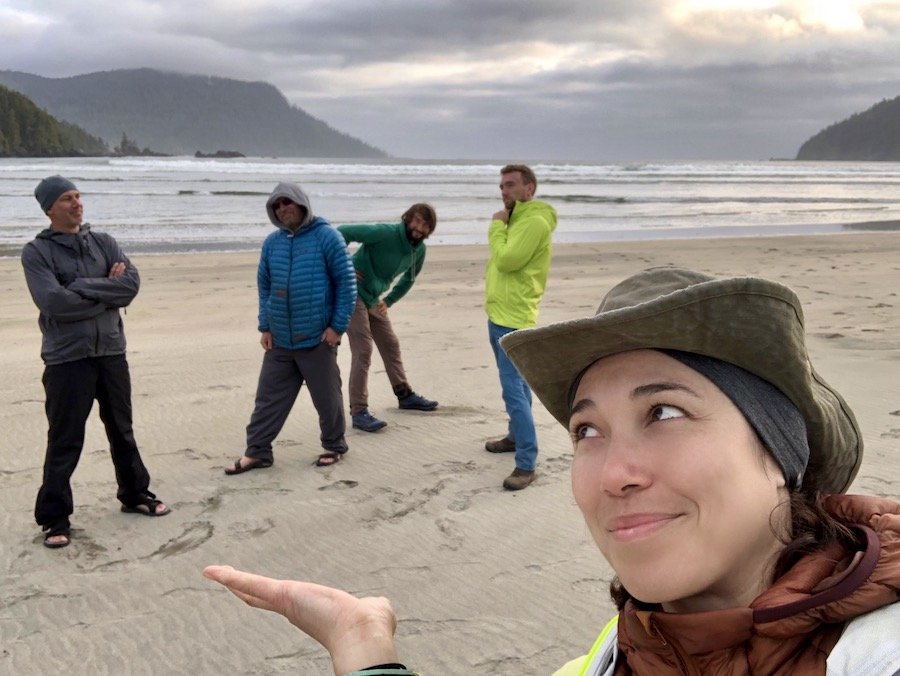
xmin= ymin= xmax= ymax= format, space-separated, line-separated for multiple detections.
xmin=401 ymin=203 xmax=437 ymax=232
xmin=500 ymin=164 xmax=537 ymax=190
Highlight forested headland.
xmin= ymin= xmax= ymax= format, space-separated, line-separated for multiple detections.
xmin=0 ymin=69 xmax=387 ymax=158
xmin=0 ymin=85 xmax=107 ymax=157
xmin=797 ymin=95 xmax=900 ymax=161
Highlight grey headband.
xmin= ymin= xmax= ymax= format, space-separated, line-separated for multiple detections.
xmin=35 ymin=175 xmax=78 ymax=213
xmin=664 ymin=350 xmax=809 ymax=490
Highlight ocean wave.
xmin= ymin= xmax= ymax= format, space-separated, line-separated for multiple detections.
xmin=4 ymin=157 xmax=899 ymax=182
xmin=2 ymin=158 xmax=898 ymax=256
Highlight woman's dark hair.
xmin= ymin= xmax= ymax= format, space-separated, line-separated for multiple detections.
xmin=401 ymin=203 xmax=437 ymax=232
xmin=609 ymin=491 xmax=858 ymax=610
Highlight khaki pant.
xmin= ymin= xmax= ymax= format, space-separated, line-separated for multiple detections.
xmin=346 ymin=299 xmax=410 ymax=414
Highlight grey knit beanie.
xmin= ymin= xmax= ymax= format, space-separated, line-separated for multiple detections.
xmin=664 ymin=350 xmax=809 ymax=490
xmin=34 ymin=175 xmax=78 ymax=213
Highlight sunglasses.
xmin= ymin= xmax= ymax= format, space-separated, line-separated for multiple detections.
xmin=272 ymin=198 xmax=294 ymax=209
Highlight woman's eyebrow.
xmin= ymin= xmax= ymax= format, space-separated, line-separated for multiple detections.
xmin=631 ymin=382 xmax=700 ymax=399
xmin=570 ymin=398 xmax=595 ymax=417
xmin=569 ymin=381 xmax=700 ymax=420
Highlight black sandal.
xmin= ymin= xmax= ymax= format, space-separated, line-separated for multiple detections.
xmin=121 ymin=493 xmax=171 ymax=517
xmin=43 ymin=524 xmax=71 ymax=549
xmin=224 ymin=457 xmax=273 ymax=475
xmin=315 ymin=451 xmax=343 ymax=467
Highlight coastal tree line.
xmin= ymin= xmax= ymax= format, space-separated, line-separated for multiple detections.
xmin=795 ymin=95 xmax=900 ymax=161
xmin=0 ymin=85 xmax=165 ymax=157
xmin=0 ymin=85 xmax=107 ymax=156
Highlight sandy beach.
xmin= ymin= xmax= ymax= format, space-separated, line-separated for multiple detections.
xmin=1 ymin=233 xmax=897 ymax=675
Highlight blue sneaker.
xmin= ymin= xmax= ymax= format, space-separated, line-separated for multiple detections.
xmin=352 ymin=409 xmax=387 ymax=432
xmin=398 ymin=391 xmax=438 ymax=411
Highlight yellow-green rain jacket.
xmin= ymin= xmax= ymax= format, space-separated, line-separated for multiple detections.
xmin=484 ymin=199 xmax=557 ymax=329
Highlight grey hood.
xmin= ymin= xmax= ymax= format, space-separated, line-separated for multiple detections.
xmin=266 ymin=182 xmax=315 ymax=230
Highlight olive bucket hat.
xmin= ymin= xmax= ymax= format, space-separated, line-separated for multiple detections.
xmin=500 ymin=267 xmax=862 ymax=495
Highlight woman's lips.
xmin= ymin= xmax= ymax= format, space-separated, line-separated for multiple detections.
xmin=607 ymin=513 xmax=680 ymax=541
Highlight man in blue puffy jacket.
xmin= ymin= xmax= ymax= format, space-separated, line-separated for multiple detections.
xmin=225 ymin=182 xmax=357 ymax=472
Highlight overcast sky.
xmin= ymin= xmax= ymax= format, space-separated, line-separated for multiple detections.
xmin=3 ymin=1 xmax=899 ymax=161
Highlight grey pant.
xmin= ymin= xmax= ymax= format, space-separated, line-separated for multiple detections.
xmin=245 ymin=343 xmax=348 ymax=461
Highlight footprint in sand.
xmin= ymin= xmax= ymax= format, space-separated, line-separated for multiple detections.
xmin=447 ymin=485 xmax=494 ymax=512
xmin=148 ymin=522 xmax=214 ymax=559
xmin=229 ymin=517 xmax=275 ymax=538
xmin=541 ymin=454 xmax=574 ymax=475
xmin=435 ymin=517 xmax=463 ymax=551
xmin=159 ymin=447 xmax=213 ymax=461
xmin=318 ymin=479 xmax=359 ymax=491
xmin=572 ymin=576 xmax=611 ymax=594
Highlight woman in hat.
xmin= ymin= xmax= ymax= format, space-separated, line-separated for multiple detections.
xmin=204 ymin=268 xmax=899 ymax=675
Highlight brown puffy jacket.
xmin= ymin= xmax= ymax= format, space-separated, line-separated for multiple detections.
xmin=614 ymin=494 xmax=899 ymax=675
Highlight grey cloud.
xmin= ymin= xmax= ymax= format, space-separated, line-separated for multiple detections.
xmin=2 ymin=0 xmax=898 ymax=160
xmin=297 ymin=47 xmax=899 ymax=160
xmin=159 ymin=0 xmax=663 ymax=64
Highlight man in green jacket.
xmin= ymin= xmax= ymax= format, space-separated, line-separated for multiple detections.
xmin=338 ymin=204 xmax=439 ymax=432
xmin=484 ymin=165 xmax=557 ymax=490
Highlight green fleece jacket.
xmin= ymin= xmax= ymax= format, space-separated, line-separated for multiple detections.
xmin=338 ymin=222 xmax=425 ymax=308
xmin=484 ymin=199 xmax=557 ymax=329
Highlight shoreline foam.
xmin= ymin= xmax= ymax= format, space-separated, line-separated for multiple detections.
xmin=1 ymin=220 xmax=891 ymax=259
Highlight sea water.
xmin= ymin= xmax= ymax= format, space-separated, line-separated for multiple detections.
xmin=1 ymin=156 xmax=899 ymax=256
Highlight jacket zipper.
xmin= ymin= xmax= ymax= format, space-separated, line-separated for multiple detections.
xmin=286 ymin=232 xmax=295 ymax=347
xmin=407 ymin=232 xmax=416 ymax=285
xmin=650 ymin=620 xmax=692 ymax=675
xmin=80 ymin=243 xmax=102 ymax=355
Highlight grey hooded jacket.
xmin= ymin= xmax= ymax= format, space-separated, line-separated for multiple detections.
xmin=21 ymin=224 xmax=140 ymax=365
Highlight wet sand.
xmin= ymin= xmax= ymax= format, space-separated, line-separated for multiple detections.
xmin=1 ymin=233 xmax=897 ymax=675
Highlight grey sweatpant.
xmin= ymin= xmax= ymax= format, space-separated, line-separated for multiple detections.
xmin=245 ymin=343 xmax=348 ymax=461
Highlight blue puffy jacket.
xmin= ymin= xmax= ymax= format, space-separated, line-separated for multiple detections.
xmin=258 ymin=183 xmax=356 ymax=349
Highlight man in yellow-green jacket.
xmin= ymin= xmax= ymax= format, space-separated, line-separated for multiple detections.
xmin=483 ymin=164 xmax=557 ymax=490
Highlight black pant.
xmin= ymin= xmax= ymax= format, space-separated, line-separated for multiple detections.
xmin=34 ymin=355 xmax=152 ymax=531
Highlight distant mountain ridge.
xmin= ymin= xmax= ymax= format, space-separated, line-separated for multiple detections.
xmin=796 ymin=95 xmax=900 ymax=161
xmin=0 ymin=68 xmax=387 ymax=158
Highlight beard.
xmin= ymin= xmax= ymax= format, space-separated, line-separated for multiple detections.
xmin=405 ymin=227 xmax=424 ymax=246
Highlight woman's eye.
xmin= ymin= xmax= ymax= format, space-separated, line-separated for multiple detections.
xmin=572 ymin=424 xmax=599 ymax=440
xmin=650 ymin=404 xmax=684 ymax=421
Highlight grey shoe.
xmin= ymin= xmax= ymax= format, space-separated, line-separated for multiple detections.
xmin=503 ymin=468 xmax=536 ymax=491
xmin=352 ymin=410 xmax=387 ymax=432
xmin=485 ymin=437 xmax=516 ymax=453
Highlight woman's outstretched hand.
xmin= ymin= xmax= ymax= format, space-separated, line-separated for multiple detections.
xmin=203 ymin=565 xmax=399 ymax=675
